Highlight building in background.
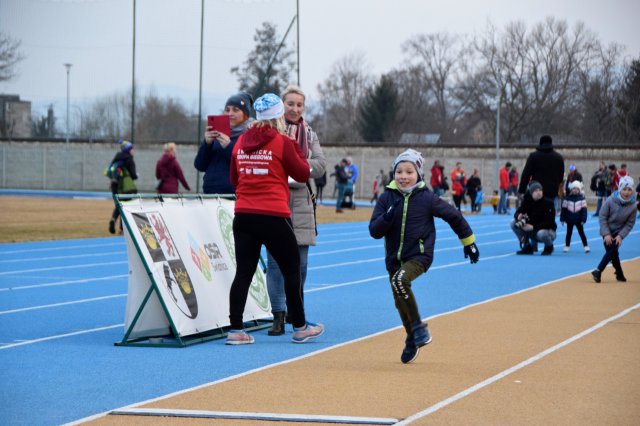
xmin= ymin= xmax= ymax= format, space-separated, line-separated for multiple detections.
xmin=1 ymin=94 xmax=32 ymax=138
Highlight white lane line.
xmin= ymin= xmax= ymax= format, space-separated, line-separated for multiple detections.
xmin=0 ymin=250 xmax=125 ymax=264
xmin=0 ymin=241 xmax=124 ymax=255
xmin=0 ymin=274 xmax=128 ymax=292
xmin=307 ymin=252 xmax=517 ymax=290
xmin=396 ymin=302 xmax=640 ymax=425
xmin=0 ymin=324 xmax=123 ymax=350
xmin=0 ymin=260 xmax=127 ymax=276
xmin=0 ymin=294 xmax=126 ymax=315
xmin=316 ymin=222 xmax=510 ymax=244
xmin=308 ymin=275 xmax=389 ymax=292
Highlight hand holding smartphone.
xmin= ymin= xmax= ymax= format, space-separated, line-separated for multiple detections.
xmin=207 ymin=115 xmax=231 ymax=137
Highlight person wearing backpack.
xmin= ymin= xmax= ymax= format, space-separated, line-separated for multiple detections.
xmin=106 ymin=139 xmax=138 ymax=234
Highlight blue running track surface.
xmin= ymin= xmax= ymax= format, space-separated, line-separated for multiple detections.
xmin=1 ymin=210 xmax=638 ymax=425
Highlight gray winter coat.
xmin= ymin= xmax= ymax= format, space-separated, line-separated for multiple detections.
xmin=598 ymin=191 xmax=637 ymax=239
xmin=287 ymin=124 xmax=326 ymax=246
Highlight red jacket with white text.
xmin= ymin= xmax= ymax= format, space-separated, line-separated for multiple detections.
xmin=231 ymin=125 xmax=310 ymax=217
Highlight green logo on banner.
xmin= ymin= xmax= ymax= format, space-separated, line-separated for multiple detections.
xmin=217 ymin=206 xmax=270 ymax=311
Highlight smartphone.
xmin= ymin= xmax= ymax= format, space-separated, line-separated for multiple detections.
xmin=207 ymin=115 xmax=231 ymax=136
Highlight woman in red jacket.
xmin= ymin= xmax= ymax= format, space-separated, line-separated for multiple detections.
xmin=155 ymin=142 xmax=191 ymax=194
xmin=226 ymin=93 xmax=324 ymax=345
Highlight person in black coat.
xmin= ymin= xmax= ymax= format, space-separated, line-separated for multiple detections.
xmin=466 ymin=169 xmax=482 ymax=212
xmin=511 ymin=181 xmax=557 ymax=255
xmin=518 ymin=135 xmax=565 ymax=201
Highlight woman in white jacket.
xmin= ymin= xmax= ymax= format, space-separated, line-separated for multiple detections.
xmin=267 ymin=85 xmax=327 ymax=336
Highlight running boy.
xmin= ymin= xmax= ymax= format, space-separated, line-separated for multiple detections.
xmin=591 ymin=176 xmax=637 ymax=283
xmin=369 ymin=149 xmax=479 ymax=364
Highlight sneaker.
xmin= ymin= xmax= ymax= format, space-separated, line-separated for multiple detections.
xmin=225 ymin=329 xmax=254 ymax=345
xmin=411 ymin=322 xmax=432 ymax=347
xmin=516 ymin=245 xmax=534 ymax=255
xmin=591 ymin=269 xmax=601 ymax=283
xmin=563 ymin=246 xmax=570 ymax=253
xmin=108 ymin=219 xmax=116 ymax=234
xmin=584 ymin=245 xmax=590 ymax=253
xmin=541 ymin=245 xmax=554 ymax=256
xmin=401 ymin=334 xmax=420 ymax=364
xmin=292 ymin=322 xmax=324 ymax=343
xmin=615 ymin=272 xmax=627 ymax=282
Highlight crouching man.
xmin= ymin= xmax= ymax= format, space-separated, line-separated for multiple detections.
xmin=511 ymin=181 xmax=557 ymax=255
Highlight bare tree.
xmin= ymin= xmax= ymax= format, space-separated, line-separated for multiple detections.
xmin=574 ymin=42 xmax=623 ymax=143
xmin=474 ymin=18 xmax=599 ymax=143
xmin=616 ymin=57 xmax=640 ymax=143
xmin=83 ymin=91 xmax=131 ymax=140
xmin=0 ymin=32 xmax=24 ymax=82
xmin=314 ymin=52 xmax=372 ymax=143
xmin=135 ymin=89 xmax=194 ymax=142
xmin=402 ymin=32 xmax=476 ymax=140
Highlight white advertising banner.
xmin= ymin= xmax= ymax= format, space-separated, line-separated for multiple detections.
xmin=119 ymin=196 xmax=271 ymax=340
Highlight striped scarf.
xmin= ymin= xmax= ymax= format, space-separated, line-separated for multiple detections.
xmin=285 ymin=117 xmax=311 ymax=159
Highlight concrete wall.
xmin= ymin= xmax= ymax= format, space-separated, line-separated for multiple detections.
xmin=1 ymin=141 xmax=639 ymax=201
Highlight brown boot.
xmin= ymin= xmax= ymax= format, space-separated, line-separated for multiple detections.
xmin=268 ymin=311 xmax=286 ymax=336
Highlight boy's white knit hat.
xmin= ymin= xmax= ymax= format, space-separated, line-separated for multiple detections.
xmin=393 ymin=149 xmax=424 ymax=177
xmin=618 ymin=175 xmax=634 ymax=191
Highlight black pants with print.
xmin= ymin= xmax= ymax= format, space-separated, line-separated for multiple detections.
xmin=229 ymin=213 xmax=306 ymax=330
xmin=389 ymin=260 xmax=427 ymax=335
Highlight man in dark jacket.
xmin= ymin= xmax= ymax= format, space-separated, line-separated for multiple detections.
xmin=511 ymin=181 xmax=557 ymax=255
xmin=518 ymin=135 xmax=564 ymax=201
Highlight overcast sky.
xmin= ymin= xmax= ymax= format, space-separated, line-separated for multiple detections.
xmin=2 ymin=0 xmax=639 ymax=118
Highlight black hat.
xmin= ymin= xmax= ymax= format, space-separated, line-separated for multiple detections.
xmin=225 ymin=92 xmax=254 ymax=118
xmin=538 ymin=135 xmax=553 ymax=148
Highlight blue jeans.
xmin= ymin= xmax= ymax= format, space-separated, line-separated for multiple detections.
xmin=267 ymin=245 xmax=309 ymax=313
xmin=597 ymin=239 xmax=622 ymax=273
xmin=510 ymin=220 xmax=556 ymax=248
xmin=336 ymin=182 xmax=347 ymax=211
xmin=498 ymin=189 xmax=508 ymax=214
xmin=594 ymin=190 xmax=605 ymax=215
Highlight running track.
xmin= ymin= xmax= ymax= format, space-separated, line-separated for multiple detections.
xmin=1 ymin=210 xmax=639 ymax=425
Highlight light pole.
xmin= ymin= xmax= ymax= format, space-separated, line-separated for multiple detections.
xmin=296 ymin=0 xmax=300 ymax=85
xmin=495 ymin=94 xmax=501 ymax=191
xmin=64 ymin=63 xmax=72 ymax=189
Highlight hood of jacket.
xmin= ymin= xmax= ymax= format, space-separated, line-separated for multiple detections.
xmin=241 ymin=125 xmax=281 ymax=153
xmin=613 ymin=190 xmax=636 ymax=205
xmin=157 ymin=153 xmax=175 ymax=168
